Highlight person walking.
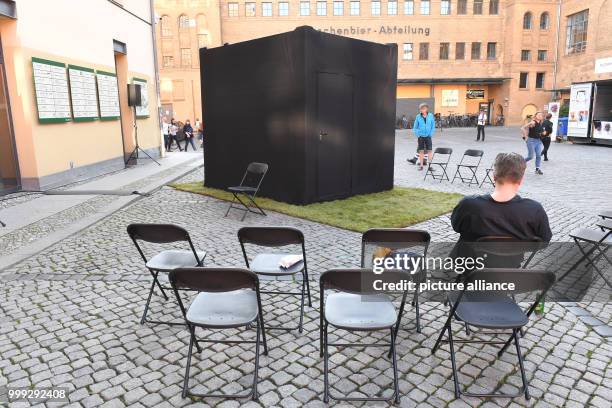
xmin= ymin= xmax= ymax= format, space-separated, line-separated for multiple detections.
xmin=413 ymin=102 xmax=435 ymax=171
xmin=162 ymin=116 xmax=170 ymax=151
xmin=183 ymin=120 xmax=196 ymax=151
xmin=541 ymin=113 xmax=553 ymax=161
xmin=169 ymin=119 xmax=182 ymax=151
xmin=521 ymin=111 xmax=544 ymax=175
xmin=476 ymin=109 xmax=487 ymax=141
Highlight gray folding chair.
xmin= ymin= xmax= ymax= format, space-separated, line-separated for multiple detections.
xmin=225 ymin=162 xmax=268 ymax=221
xmin=319 ymin=268 xmax=413 ymax=404
xmin=432 ymin=268 xmax=556 ymax=400
xmin=238 ymin=226 xmax=312 ymax=333
xmin=361 ymin=228 xmax=430 ymax=333
xmin=127 ymin=223 xmax=206 ymax=325
xmin=479 ymin=167 xmax=495 ymax=188
xmin=169 ymin=267 xmax=268 ymax=401
xmin=424 ymin=147 xmax=453 ymax=182
xmin=558 ymin=226 xmax=612 ymax=289
xmin=452 ymin=149 xmax=484 ymax=186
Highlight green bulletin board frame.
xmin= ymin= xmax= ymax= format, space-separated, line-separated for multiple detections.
xmin=67 ymin=64 xmax=99 ymax=122
xmin=32 ymin=57 xmax=72 ymax=124
xmin=96 ymin=70 xmax=120 ymax=121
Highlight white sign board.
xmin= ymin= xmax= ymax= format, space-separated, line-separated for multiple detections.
xmin=133 ymin=78 xmax=150 ymax=117
xmin=441 ymin=89 xmax=459 ymax=107
xmin=593 ymin=121 xmax=612 ymax=140
xmin=32 ymin=57 xmax=71 ymax=123
xmin=567 ymin=83 xmax=592 ymax=138
xmin=547 ymin=102 xmax=560 ymax=138
xmin=68 ymin=65 xmax=99 ymax=121
xmin=96 ymin=71 xmax=120 ymax=119
xmin=595 ymin=57 xmax=612 ymax=74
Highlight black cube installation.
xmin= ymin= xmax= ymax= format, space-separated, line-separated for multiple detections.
xmin=200 ymin=26 xmax=398 ymax=205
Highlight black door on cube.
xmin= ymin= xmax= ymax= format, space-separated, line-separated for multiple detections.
xmin=316 ymin=72 xmax=353 ymax=201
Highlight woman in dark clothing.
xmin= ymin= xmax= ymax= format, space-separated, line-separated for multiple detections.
xmin=541 ymin=113 xmax=553 ymax=161
xmin=183 ymin=120 xmax=196 ymax=151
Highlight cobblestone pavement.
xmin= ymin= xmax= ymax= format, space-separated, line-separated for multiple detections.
xmin=0 ymin=128 xmax=610 ymax=407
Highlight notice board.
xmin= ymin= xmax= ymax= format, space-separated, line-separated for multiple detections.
xmin=133 ymin=78 xmax=150 ymax=118
xmin=68 ymin=65 xmax=99 ymax=121
xmin=96 ymin=71 xmax=120 ymax=120
xmin=32 ymin=57 xmax=71 ymax=123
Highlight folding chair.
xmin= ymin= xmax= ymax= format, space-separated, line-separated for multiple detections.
xmin=479 ymin=167 xmax=495 ymax=188
xmin=319 ymin=268 xmax=413 ymax=404
xmin=361 ymin=228 xmax=430 ymax=333
xmin=127 ymin=224 xmax=206 ymax=325
xmin=225 ymin=162 xmax=269 ymax=221
xmin=238 ymin=226 xmax=312 ymax=333
xmin=432 ymin=268 xmax=556 ymax=400
xmin=169 ymin=267 xmax=267 ymax=400
xmin=452 ymin=149 xmax=484 ymax=186
xmin=473 ymin=236 xmax=544 ymax=269
xmin=424 ymin=147 xmax=453 ymax=182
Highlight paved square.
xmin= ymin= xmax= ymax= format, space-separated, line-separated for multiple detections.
xmin=0 ymin=128 xmax=610 ymax=407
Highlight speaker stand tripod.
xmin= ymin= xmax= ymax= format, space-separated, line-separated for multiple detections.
xmin=125 ymin=106 xmax=161 ymax=166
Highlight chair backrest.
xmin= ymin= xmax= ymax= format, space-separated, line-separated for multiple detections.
xmin=473 ymin=236 xmax=543 ymax=257
xmin=320 ymin=268 xmax=413 ymax=295
xmin=240 ymin=162 xmax=269 ymax=189
xmin=238 ymin=226 xmax=304 ymax=247
xmin=169 ymin=267 xmax=258 ymax=292
xmin=464 ymin=149 xmax=484 ymax=157
xmin=462 ymin=268 xmax=555 ymax=295
xmin=361 ymin=228 xmax=430 ymax=269
xmin=434 ymin=147 xmax=453 ymax=155
xmin=127 ymin=223 xmax=190 ymax=244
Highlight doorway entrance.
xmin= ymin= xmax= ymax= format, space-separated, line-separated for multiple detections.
xmin=0 ymin=37 xmax=19 ymax=194
xmin=316 ymin=72 xmax=353 ymax=201
xmin=113 ymin=40 xmax=134 ymax=164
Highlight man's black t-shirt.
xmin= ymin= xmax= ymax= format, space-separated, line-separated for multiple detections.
xmin=542 ymin=119 xmax=553 ymax=138
xmin=451 ymin=194 xmax=552 ymax=242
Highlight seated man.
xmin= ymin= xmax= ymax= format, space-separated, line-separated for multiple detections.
xmin=450 ymin=153 xmax=552 ymax=266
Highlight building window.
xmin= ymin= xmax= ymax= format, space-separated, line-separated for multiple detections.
xmin=246 ymin=2 xmax=256 ymax=16
xmin=566 ymin=10 xmax=588 ymax=54
xmin=162 ymin=55 xmax=174 ymax=67
xmin=540 ymin=12 xmax=549 ymax=29
xmin=262 ymin=2 xmax=273 ymax=16
xmin=489 ymin=0 xmax=498 ymax=14
xmin=317 ymin=1 xmax=327 ymax=15
xmin=523 ymin=12 xmax=533 ymax=29
xmin=419 ymin=42 xmax=429 ymax=60
xmin=279 ymin=1 xmax=289 ymax=15
xmin=473 ymin=0 xmax=483 ymax=14
xmin=388 ymin=0 xmax=398 ymax=15
xmin=172 ymin=79 xmax=185 ymax=100
xmin=439 ymin=42 xmax=450 ymax=59
xmin=519 ymin=72 xmax=528 ymax=89
xmin=300 ymin=1 xmax=310 ymax=15
xmin=457 ymin=0 xmax=466 ymax=14
xmin=521 ymin=49 xmax=531 ymax=61
xmin=228 ymin=3 xmax=239 ymax=16
xmin=455 ymin=42 xmax=465 ymax=59
xmin=180 ymin=48 xmax=192 ymax=67
xmin=371 ymin=0 xmax=381 ymax=15
xmin=350 ymin=1 xmax=360 ymax=15
xmin=178 ymin=14 xmax=190 ymax=30
xmin=440 ymin=0 xmax=450 ymax=15
xmin=403 ymin=43 xmax=413 ymax=60
xmin=537 ymin=50 xmax=547 ymax=61
xmin=535 ymin=72 xmax=545 ymax=89
xmin=197 ymin=34 xmax=208 ymax=48
xmin=471 ymin=42 xmax=481 ymax=59
xmin=333 ymin=1 xmax=343 ymax=15
xmin=161 ymin=15 xmax=172 ymax=37
xmin=404 ymin=0 xmax=414 ymax=14
xmin=487 ymin=42 xmax=496 ymax=59
xmin=420 ymin=0 xmax=430 ymax=15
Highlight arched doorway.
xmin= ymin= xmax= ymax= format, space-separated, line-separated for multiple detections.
xmin=521 ymin=104 xmax=538 ymax=122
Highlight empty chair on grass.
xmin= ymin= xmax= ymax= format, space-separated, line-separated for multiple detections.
xmin=225 ymin=162 xmax=268 ymax=221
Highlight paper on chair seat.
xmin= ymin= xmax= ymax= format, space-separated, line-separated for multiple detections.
xmin=279 ymin=255 xmax=303 ymax=269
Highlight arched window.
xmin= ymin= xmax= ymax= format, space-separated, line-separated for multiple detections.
xmin=540 ymin=12 xmax=550 ymax=29
xmin=523 ymin=12 xmax=533 ymax=29
xmin=178 ymin=14 xmax=190 ymax=30
xmin=160 ymin=15 xmax=172 ymax=37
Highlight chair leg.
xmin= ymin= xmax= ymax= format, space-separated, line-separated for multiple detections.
xmin=414 ymin=288 xmax=421 ymax=333
xmin=390 ymin=328 xmax=400 ymax=404
xmin=513 ymin=329 xmax=531 ymax=400
xmin=182 ymin=329 xmax=195 ymax=398
xmin=258 ymin=313 xmax=268 ymax=355
xmin=140 ymin=278 xmax=157 ymax=324
xmin=446 ymin=324 xmax=461 ymax=399
xmin=225 ymin=194 xmax=238 ymax=217
xmin=451 ymin=167 xmax=460 ymax=183
xmin=323 ymin=323 xmax=330 ymax=403
xmin=252 ymin=321 xmax=262 ymax=401
xmin=304 ymin=271 xmax=312 ymax=307
xmin=298 ymin=278 xmax=306 ymax=334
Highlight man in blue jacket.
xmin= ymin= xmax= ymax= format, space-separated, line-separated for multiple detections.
xmin=413 ymin=102 xmax=436 ymax=170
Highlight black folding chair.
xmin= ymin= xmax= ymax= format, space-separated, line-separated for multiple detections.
xmin=473 ymin=236 xmax=544 ymax=269
xmin=238 ymin=226 xmax=311 ymax=333
xmin=225 ymin=162 xmax=269 ymax=221
xmin=361 ymin=228 xmax=430 ymax=333
xmin=432 ymin=268 xmax=556 ymax=400
xmin=127 ymin=224 xmax=206 ymax=325
xmin=424 ymin=147 xmax=453 ymax=182
xmin=169 ymin=267 xmax=267 ymax=400
xmin=479 ymin=167 xmax=495 ymax=188
xmin=599 ymin=210 xmax=612 ymax=220
xmin=319 ymin=268 xmax=413 ymax=404
xmin=452 ymin=149 xmax=484 ymax=186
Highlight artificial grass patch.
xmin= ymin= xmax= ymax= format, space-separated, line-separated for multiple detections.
xmin=170 ymin=183 xmax=462 ymax=233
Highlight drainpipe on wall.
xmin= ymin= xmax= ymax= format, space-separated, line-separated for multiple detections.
xmin=149 ymin=0 xmax=164 ymax=157
xmin=552 ymin=0 xmax=562 ymax=102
